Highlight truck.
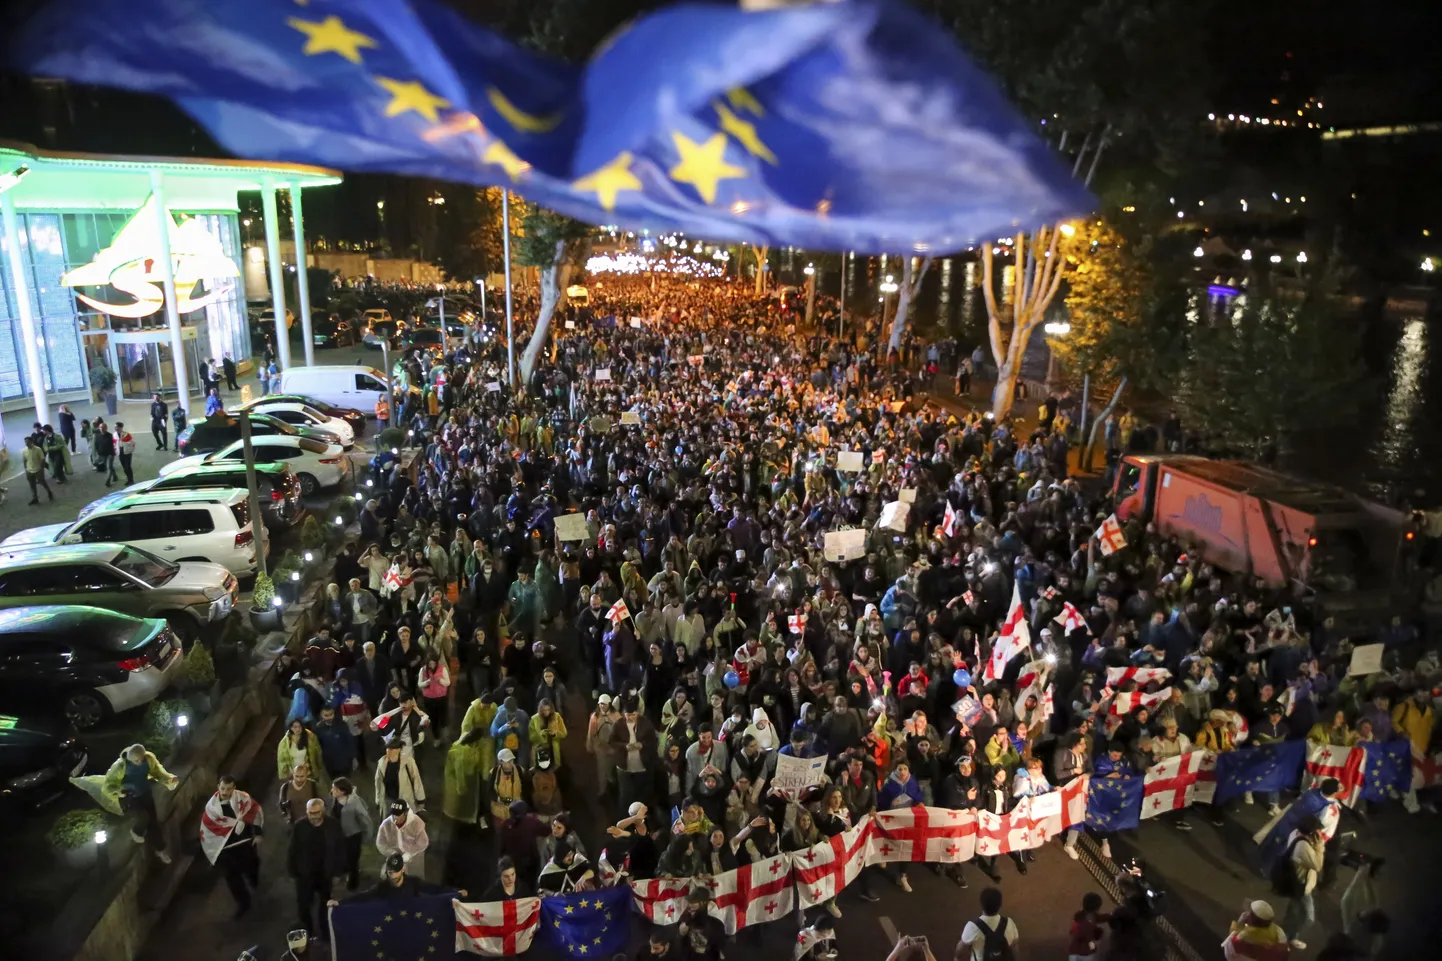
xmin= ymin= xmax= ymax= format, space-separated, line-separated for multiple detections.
xmin=1111 ymin=455 xmax=1414 ymax=602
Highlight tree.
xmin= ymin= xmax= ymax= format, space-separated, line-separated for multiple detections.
xmin=887 ymin=256 xmax=933 ymax=353
xmin=916 ymin=0 xmax=1213 ymax=415
xmin=750 ymin=245 xmax=770 ymax=296
xmin=1177 ymin=268 xmax=1366 ymax=457
xmin=436 ymin=186 xmax=505 ymax=282
xmin=515 ymin=207 xmax=589 ymax=382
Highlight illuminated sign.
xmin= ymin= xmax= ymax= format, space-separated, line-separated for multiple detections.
xmin=61 ymin=194 xmax=240 ymax=318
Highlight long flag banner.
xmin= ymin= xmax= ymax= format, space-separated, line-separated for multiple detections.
xmin=1140 ymin=750 xmax=1217 ymax=819
xmin=1212 ymin=742 xmax=1307 ymax=806
xmin=9 ymin=0 xmax=1091 ymax=253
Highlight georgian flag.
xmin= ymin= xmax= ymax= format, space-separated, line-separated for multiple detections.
xmin=607 ymin=597 xmax=631 ymax=623
xmin=630 ymin=877 xmax=693 ymax=924
xmin=1140 ymin=750 xmax=1217 ymax=819
xmin=199 ymin=789 xmax=263 ymax=865
xmin=1054 ymin=601 xmax=1091 ymax=635
xmin=942 ymin=501 xmax=959 ymax=537
xmin=1303 ymin=741 xmax=1365 ymax=808
xmin=1095 ymin=514 xmax=1127 ymax=555
xmin=791 ymin=816 xmax=874 ymax=908
xmin=866 ymin=805 xmax=977 ymax=865
xmin=1107 ymin=687 xmax=1173 ymax=716
xmin=788 ymin=613 xmax=808 ymax=635
xmin=975 ymin=804 xmax=1036 ymax=856
xmin=1026 ymin=776 xmax=1088 ymax=842
xmin=983 ymin=583 xmax=1030 ymax=682
xmin=1016 ymin=659 xmax=1052 ymax=694
xmin=454 ymin=897 xmax=541 ymax=956
xmin=1105 ymin=666 xmax=1172 ymax=687
xmin=961 ymin=588 xmax=974 ymax=606
xmin=700 ymin=854 xmax=795 ymax=934
xmin=1413 ymin=744 xmax=1442 ymax=790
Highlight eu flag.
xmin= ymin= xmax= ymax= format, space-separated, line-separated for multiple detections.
xmin=1213 ymin=742 xmax=1307 ymax=806
xmin=1085 ymin=775 xmax=1142 ymax=832
xmin=1360 ymin=741 xmax=1412 ymax=803
xmin=542 ymin=887 xmax=634 ymax=958
xmin=8 ymin=0 xmax=1091 ymax=253
xmin=329 ymin=892 xmax=455 ymax=961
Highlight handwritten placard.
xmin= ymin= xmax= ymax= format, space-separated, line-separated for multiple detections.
xmin=898 ymin=488 xmax=917 ymax=504
xmin=823 ymin=528 xmax=868 ymax=562
xmin=594 ymin=367 xmax=611 ymax=381
xmin=564 ymin=320 xmax=576 ymax=330
xmin=836 ymin=450 xmax=864 ymax=472
xmin=620 ymin=412 xmax=642 ymax=426
xmin=485 ymin=381 xmax=501 ymax=392
xmin=554 ymin=513 xmax=591 ymax=542
xmin=1348 ymin=643 xmax=1385 ymax=676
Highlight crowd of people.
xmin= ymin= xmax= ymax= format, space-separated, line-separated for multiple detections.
xmin=171 ymin=273 xmax=1437 ymax=961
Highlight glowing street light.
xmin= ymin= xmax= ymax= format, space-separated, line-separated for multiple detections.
xmin=1058 ymin=223 xmax=1076 ymax=237
xmin=1242 ymin=250 xmax=1253 ymax=261
xmin=1296 ymin=252 xmax=1308 ymax=264
xmin=803 ymin=264 xmax=815 ymax=276
xmin=879 ymin=275 xmax=899 ymax=294
xmin=1422 ymin=257 xmax=1435 ymax=273
xmin=1270 ymin=254 xmax=1283 ymax=264
xmin=1193 ymin=246 xmax=1205 ymax=258
xmin=1044 ymin=322 xmax=1071 ymax=335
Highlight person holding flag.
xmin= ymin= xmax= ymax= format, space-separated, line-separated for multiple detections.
xmin=201 ymin=775 xmax=264 ymax=918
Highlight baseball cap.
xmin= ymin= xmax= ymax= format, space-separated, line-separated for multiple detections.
xmin=598 ymin=694 xmax=613 ymax=706
xmin=385 ymin=853 xmax=406 ymax=874
xmin=497 ymin=748 xmax=516 ymax=762
xmin=1249 ymin=900 xmax=1274 ymax=922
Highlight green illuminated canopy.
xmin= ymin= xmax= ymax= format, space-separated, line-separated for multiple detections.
xmin=0 ymin=140 xmax=341 ymax=212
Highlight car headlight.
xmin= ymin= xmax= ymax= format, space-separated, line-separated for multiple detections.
xmin=6 ymin=767 xmax=58 ymax=789
xmin=203 ymin=586 xmax=227 ymax=601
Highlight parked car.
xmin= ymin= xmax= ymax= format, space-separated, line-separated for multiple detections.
xmin=0 ymin=607 xmax=183 ymax=729
xmin=230 ymin=399 xmax=354 ymax=448
xmin=1 ymin=489 xmax=262 ymax=576
xmin=362 ymin=308 xmax=393 ymax=325
xmin=176 ymin=411 xmax=340 ymax=457
xmin=255 ymin=393 xmax=367 ymax=437
xmin=82 ymin=462 xmax=304 ymax=530
xmin=404 ymin=324 xmax=465 ymax=353
xmin=361 ymin=318 xmax=404 ymax=350
xmin=277 ymin=365 xmax=389 ymax=414
xmin=0 ymin=543 xmax=237 ymax=640
xmin=161 ymin=435 xmax=346 ymax=496
xmin=0 ymin=714 xmax=87 ymax=807
xmin=312 ymin=314 xmax=354 ymax=349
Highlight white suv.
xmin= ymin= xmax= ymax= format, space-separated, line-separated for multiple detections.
xmin=1 ymin=489 xmax=263 ymax=575
xmin=161 ymin=434 xmax=347 ymax=495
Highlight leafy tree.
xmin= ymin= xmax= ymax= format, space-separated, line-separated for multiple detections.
xmin=516 ymin=208 xmax=589 ymax=381
xmin=1177 ymin=268 xmax=1366 ymax=457
xmin=915 ymin=0 xmax=1213 ymax=414
xmin=887 ymin=256 xmax=934 ymax=353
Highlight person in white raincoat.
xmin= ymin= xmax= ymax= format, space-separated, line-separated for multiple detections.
xmin=375 ymin=799 xmax=429 ymax=880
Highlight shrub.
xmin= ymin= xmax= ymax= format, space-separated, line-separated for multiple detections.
xmin=88 ymin=364 xmax=117 ymax=392
xmin=181 ymin=640 xmax=216 ymax=689
xmin=137 ymin=699 xmax=189 ymax=757
xmin=252 ymin=571 xmax=276 ymax=609
xmin=46 ymin=809 xmax=114 ymax=851
xmin=328 ymin=495 xmax=359 ymax=526
xmin=378 ymin=426 xmax=406 ymax=450
xmin=299 ymin=515 xmax=325 ymax=551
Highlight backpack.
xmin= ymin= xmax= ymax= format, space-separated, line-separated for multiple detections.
xmin=1270 ymin=837 xmax=1302 ymax=897
xmin=973 ymin=917 xmax=1014 ymax=961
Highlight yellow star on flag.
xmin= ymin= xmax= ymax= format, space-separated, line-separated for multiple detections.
xmin=287 ymin=15 xmax=378 ymax=64
xmin=668 ymin=131 xmax=746 ymax=204
xmin=579 ymin=946 xmax=588 ymax=955
xmin=728 ymin=87 xmax=765 ymax=116
xmin=714 ymin=102 xmax=776 ymax=165
xmin=577 ymin=898 xmax=590 ymax=909
xmin=573 ymin=152 xmax=642 ymax=212
xmin=564 ymin=905 xmax=575 ymax=915
xmin=375 ymin=77 xmax=451 ymax=123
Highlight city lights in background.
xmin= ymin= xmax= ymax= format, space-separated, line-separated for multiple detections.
xmin=586 ymin=253 xmax=724 ymax=278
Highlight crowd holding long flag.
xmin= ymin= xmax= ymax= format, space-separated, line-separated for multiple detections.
xmin=329 ymin=736 xmax=1442 ymax=958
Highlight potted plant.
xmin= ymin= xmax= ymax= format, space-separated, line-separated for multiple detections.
xmin=274 ymin=550 xmax=304 ymax=605
xmin=299 ymin=515 xmax=326 ymax=562
xmin=89 ymin=364 xmax=119 ymax=415
xmin=46 ymin=809 xmax=116 ymax=869
xmin=249 ymin=571 xmax=282 ymax=632
xmin=179 ymin=641 xmax=217 ymax=716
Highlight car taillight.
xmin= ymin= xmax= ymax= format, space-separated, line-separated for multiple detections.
xmin=319 ymin=456 xmax=341 ymax=465
xmin=235 ymin=529 xmax=254 ymax=547
xmin=116 ymin=654 xmax=150 ymax=672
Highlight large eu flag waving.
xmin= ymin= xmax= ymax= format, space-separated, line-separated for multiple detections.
xmin=1085 ymin=775 xmax=1143 ymax=833
xmin=329 ymin=893 xmax=456 ymax=961
xmin=7 ymin=0 xmax=1091 ymax=252
xmin=542 ymin=887 xmax=634 ymax=959
xmin=1360 ymin=741 xmax=1412 ymax=803
xmin=1213 ymin=742 xmax=1307 ymax=806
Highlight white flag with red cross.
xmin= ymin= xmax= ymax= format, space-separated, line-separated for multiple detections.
xmin=1016 ymin=659 xmax=1051 ymax=693
xmin=699 ymin=854 xmax=795 ymax=934
xmin=1140 ymin=750 xmax=1217 ymax=819
xmin=1107 ymin=687 xmax=1173 ymax=716
xmin=1413 ymin=744 xmax=1442 ymax=790
xmin=790 ymin=816 xmax=874 ymax=908
xmin=1105 ymin=666 xmax=1172 ymax=688
xmin=454 ymin=897 xmax=541 ymax=956
xmin=983 ymin=583 xmax=1030 ymax=682
xmin=866 ymin=805 xmax=978 ymax=865
xmin=943 ymin=501 xmax=959 ymax=538
xmin=1303 ymin=741 xmax=1365 ymax=808
xmin=1026 ymin=776 xmax=1089 ymax=842
xmin=974 ymin=801 xmax=1038 ymax=856
xmin=607 ymin=597 xmax=631 ymax=623
xmin=788 ymin=612 xmax=808 ymax=635
xmin=1054 ymin=601 xmax=1091 ymax=635
xmin=1095 ymin=514 xmax=1127 ymax=555
xmin=630 ymin=877 xmax=692 ymax=924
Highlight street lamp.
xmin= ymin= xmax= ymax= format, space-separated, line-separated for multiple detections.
xmin=1242 ymin=250 xmax=1253 ymax=261
xmin=1424 ymin=257 xmax=1436 ymax=273
xmin=1193 ymin=246 xmax=1205 ymax=258
xmin=878 ymin=274 xmax=899 ymax=344
xmin=1295 ymin=251 xmax=1308 ymax=264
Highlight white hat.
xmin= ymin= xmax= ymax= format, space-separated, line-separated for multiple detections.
xmin=497 ymin=748 xmax=516 ymax=763
xmin=598 ymin=693 xmax=613 ymax=705
xmin=1249 ymin=900 xmax=1275 ymax=922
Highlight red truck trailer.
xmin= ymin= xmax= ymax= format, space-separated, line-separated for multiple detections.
xmin=1111 ymin=455 xmax=1413 ymax=598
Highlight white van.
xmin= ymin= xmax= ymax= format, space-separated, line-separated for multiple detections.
xmin=278 ymin=365 xmax=388 ymax=414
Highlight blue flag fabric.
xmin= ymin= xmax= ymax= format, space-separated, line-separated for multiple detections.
xmin=1085 ymin=775 xmax=1143 ymax=832
xmin=542 ymin=887 xmax=634 ymax=958
xmin=9 ymin=0 xmax=1091 ymax=252
xmin=1213 ymin=742 xmax=1308 ymax=806
xmin=1360 ymin=741 xmax=1412 ymax=803
xmin=328 ymin=892 xmax=455 ymax=961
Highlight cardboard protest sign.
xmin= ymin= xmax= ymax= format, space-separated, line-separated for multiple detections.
xmin=620 ymin=412 xmax=642 ymax=426
xmin=564 ymin=320 xmax=576 ymax=330
xmin=554 ymin=513 xmax=591 ymax=542
xmin=879 ymin=501 xmax=910 ymax=532
xmin=594 ymin=367 xmax=612 ymax=381
xmin=772 ymin=754 xmax=827 ymax=798
xmin=898 ymin=488 xmax=917 ymax=504
xmin=629 ymin=317 xmax=642 ymax=328
xmin=823 ymin=528 xmax=868 ymax=562
xmin=1348 ymin=643 xmax=1385 ymax=676
xmin=485 ymin=382 xmax=501 ymax=392
xmin=836 ymin=450 xmax=864 ymax=472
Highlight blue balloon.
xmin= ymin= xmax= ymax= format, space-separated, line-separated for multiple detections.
xmin=724 ymin=671 xmax=740 ymax=689
xmin=953 ymin=668 xmax=972 ymax=689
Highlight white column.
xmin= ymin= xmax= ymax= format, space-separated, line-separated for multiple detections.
xmin=149 ymin=172 xmax=192 ymax=415
xmin=0 ymin=191 xmax=51 ymax=424
xmin=260 ymin=177 xmax=291 ymax=370
xmin=290 ymin=184 xmax=314 ymax=366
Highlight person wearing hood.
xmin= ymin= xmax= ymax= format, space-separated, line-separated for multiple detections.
xmin=537 ymin=838 xmax=595 ymax=894
xmin=877 ymin=761 xmax=924 ymax=892
xmin=375 ymin=799 xmax=430 ymax=881
xmin=743 ymin=705 xmax=780 ymax=752
xmin=490 ymin=696 xmax=531 ymax=766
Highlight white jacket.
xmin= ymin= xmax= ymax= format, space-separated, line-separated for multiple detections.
xmin=374 ymin=752 xmax=425 ymax=812
xmin=376 ymin=813 xmax=429 ymax=879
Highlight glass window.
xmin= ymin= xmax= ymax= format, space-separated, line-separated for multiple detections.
xmin=70 ymin=565 xmax=127 ymax=592
xmin=155 ymin=508 xmax=215 ymax=538
xmin=76 ymin=514 xmax=129 ymax=543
